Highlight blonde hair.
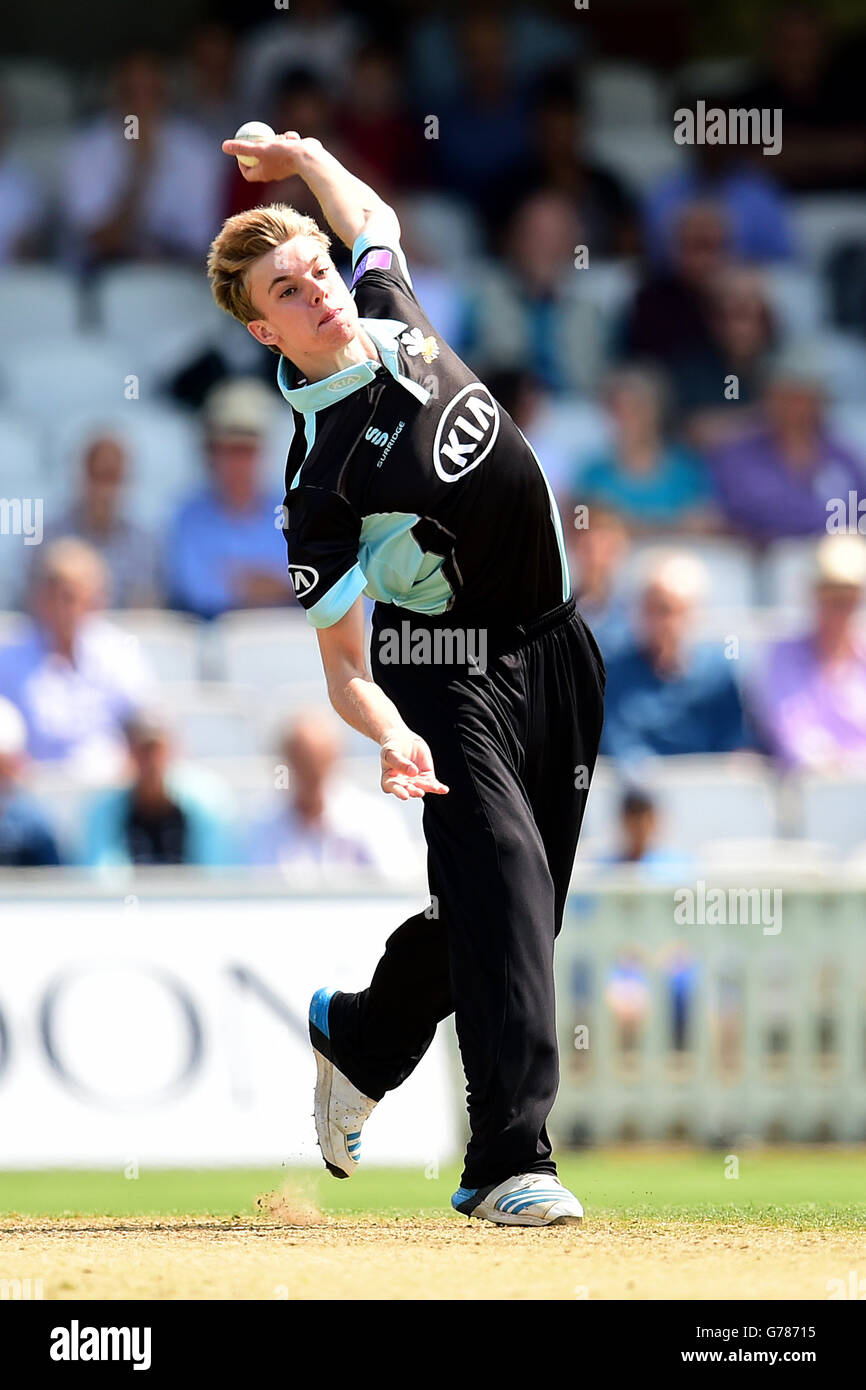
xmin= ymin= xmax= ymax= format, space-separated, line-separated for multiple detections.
xmin=206 ymin=204 xmax=331 ymax=350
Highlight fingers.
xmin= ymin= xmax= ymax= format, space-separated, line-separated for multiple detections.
xmin=381 ymin=770 xmax=449 ymax=799
xmin=381 ymin=746 xmax=419 ymax=777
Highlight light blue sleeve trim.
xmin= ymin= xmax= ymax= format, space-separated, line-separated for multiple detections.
xmin=305 ymin=563 xmax=368 ymax=629
xmin=351 ymin=226 xmax=413 ymax=290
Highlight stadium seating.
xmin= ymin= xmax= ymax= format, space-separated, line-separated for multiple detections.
xmin=0 ymin=266 xmax=81 ymax=339
xmin=758 ymin=264 xmax=827 ymax=336
xmin=102 ymin=609 xmax=204 ymax=685
xmin=585 ymin=128 xmax=688 ymax=194
xmin=92 ymin=265 xmax=228 ymax=385
xmin=216 ymin=609 xmax=323 ymax=688
xmin=582 ymin=755 xmax=780 ymax=857
xmin=759 ymin=538 xmax=823 ymax=610
xmin=792 ymin=194 xmax=866 ymax=271
xmin=798 ymin=774 xmax=866 ymax=854
xmin=0 ymin=336 xmax=145 ymax=418
xmin=586 ymin=63 xmax=665 ymax=130
xmin=398 ymin=194 xmax=482 ymax=272
xmin=166 ymin=682 xmax=274 ymax=759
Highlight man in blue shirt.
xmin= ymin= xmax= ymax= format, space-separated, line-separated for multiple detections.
xmin=602 ymin=550 xmax=748 ymax=762
xmin=165 ymin=378 xmax=293 ymax=619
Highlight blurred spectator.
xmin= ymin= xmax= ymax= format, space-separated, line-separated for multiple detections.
xmin=430 ymin=11 xmax=531 ymax=212
xmin=0 ymin=540 xmax=154 ymax=783
xmin=678 ymin=266 xmax=777 ymax=448
xmin=619 ymin=202 xmax=730 ymax=370
xmin=178 ymin=21 xmax=241 ymax=147
xmin=707 ymin=345 xmax=866 ymax=542
xmin=643 ymin=140 xmax=794 ymax=269
xmin=405 ymin=0 xmax=582 ymax=112
xmin=567 ymin=502 xmax=631 ymax=658
xmin=463 ymin=190 xmax=603 ymax=396
xmin=62 ymin=49 xmax=222 ymax=266
xmin=486 ymin=68 xmax=638 ymax=257
xmin=601 ymin=550 xmax=749 ymax=760
xmin=732 ymin=4 xmax=866 ymax=193
xmin=40 ymin=436 xmax=158 ymax=609
xmin=604 ymin=787 xmax=693 ymax=880
xmin=0 ymin=89 xmax=45 ymax=262
xmin=164 ymin=378 xmax=292 ymax=619
xmin=0 ymin=697 xmax=61 ymax=867
xmin=246 ymin=711 xmax=422 ymax=883
xmin=749 ymin=536 xmax=866 ymax=770
xmin=604 ymin=949 xmax=651 ymax=1057
xmin=576 ymin=366 xmax=716 ymax=532
xmin=81 ymin=709 xmax=235 ymax=868
xmin=238 ymin=0 xmax=362 ymax=115
xmin=338 ymin=45 xmax=417 ymax=196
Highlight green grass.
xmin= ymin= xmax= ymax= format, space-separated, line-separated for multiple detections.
xmin=2 ymin=1150 xmax=864 ymax=1228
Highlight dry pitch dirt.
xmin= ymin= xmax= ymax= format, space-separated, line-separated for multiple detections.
xmin=2 ymin=1199 xmax=863 ymax=1300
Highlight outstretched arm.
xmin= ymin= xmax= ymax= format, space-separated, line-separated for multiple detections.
xmin=316 ymin=597 xmax=449 ymax=802
xmin=221 ymin=131 xmax=399 ymax=254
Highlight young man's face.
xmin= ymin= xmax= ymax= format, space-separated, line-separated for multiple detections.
xmin=245 ymin=235 xmax=360 ymax=368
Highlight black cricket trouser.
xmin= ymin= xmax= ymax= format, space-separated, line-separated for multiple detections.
xmin=328 ymin=595 xmax=606 ymax=1191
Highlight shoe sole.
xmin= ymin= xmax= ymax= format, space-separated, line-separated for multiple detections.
xmin=467 ymin=1211 xmax=583 ymax=1227
xmin=310 ymin=1011 xmax=353 ymax=1181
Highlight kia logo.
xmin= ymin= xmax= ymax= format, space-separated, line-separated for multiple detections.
xmin=433 ymin=384 xmax=500 ymax=483
xmin=288 ymin=564 xmax=319 ymax=596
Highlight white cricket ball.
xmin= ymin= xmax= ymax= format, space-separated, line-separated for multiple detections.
xmin=233 ymin=121 xmax=276 ymax=167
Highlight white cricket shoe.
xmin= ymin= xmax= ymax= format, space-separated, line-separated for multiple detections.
xmin=451 ymin=1172 xmax=584 ymax=1226
xmin=309 ymin=987 xmax=377 ymax=1179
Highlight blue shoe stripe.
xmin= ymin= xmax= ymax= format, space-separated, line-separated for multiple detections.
xmin=497 ymin=1190 xmax=567 ymax=1213
xmin=506 ymin=1196 xmax=569 ymax=1215
xmin=309 ymin=986 xmax=338 ymax=1038
xmin=346 ymin=1131 xmax=361 ymax=1140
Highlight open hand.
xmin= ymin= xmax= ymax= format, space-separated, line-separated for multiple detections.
xmin=380 ymin=731 xmax=449 ymax=801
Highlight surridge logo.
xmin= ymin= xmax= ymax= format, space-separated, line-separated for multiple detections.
xmin=434 ymin=384 xmax=500 ymax=483
xmin=366 ymin=426 xmax=389 ymax=448
xmin=288 ymin=564 xmax=319 ymax=597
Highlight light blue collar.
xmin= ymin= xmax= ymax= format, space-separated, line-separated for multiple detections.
xmin=277 ymin=317 xmax=431 ymax=412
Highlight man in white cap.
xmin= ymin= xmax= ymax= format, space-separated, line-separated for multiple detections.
xmin=750 ymin=535 xmax=866 ymax=768
xmin=0 ymin=696 xmax=61 ymax=866
xmin=164 ymin=376 xmax=295 ymax=618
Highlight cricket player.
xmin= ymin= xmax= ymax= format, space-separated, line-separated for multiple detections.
xmin=209 ymin=131 xmax=606 ymax=1226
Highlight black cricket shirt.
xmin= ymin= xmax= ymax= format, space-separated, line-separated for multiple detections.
xmin=277 ymin=230 xmax=571 ymax=629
